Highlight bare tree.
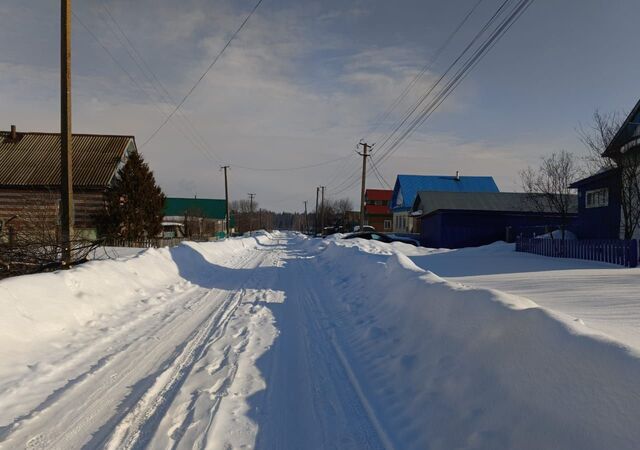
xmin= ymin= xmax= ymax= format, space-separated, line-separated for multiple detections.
xmin=578 ymin=110 xmax=622 ymax=174
xmin=230 ymin=199 xmax=259 ymax=233
xmin=578 ymin=109 xmax=640 ymax=239
xmin=618 ymin=152 xmax=640 ymax=239
xmin=520 ymin=150 xmax=580 ymax=240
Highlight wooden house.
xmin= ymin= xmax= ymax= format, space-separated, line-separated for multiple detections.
xmin=0 ymin=126 xmax=135 ymax=240
xmin=411 ymin=191 xmax=577 ymax=249
xmin=570 ymin=98 xmax=640 ymax=240
xmin=391 ymin=173 xmax=499 ymax=233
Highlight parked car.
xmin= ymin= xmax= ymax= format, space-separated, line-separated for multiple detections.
xmin=322 ymin=226 xmax=345 ymax=237
xmin=343 ymin=231 xmax=419 ymax=246
xmin=353 ymin=225 xmax=376 ymax=232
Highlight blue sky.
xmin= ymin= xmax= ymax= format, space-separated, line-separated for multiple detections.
xmin=1 ymin=0 xmax=639 ymax=210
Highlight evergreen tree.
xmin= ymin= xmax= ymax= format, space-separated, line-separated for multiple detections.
xmin=100 ymin=151 xmax=166 ymax=240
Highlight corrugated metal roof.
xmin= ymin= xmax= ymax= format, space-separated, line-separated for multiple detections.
xmin=0 ymin=131 xmax=133 ymax=188
xmin=391 ymin=174 xmax=499 ymax=211
xmin=164 ymin=197 xmax=227 ymax=219
xmin=365 ymin=189 xmax=392 ymax=201
xmin=413 ymin=191 xmax=578 ymax=216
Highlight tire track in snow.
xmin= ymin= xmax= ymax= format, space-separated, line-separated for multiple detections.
xmin=104 ymin=288 xmax=245 ymax=450
xmin=298 ymin=239 xmax=395 ymax=450
xmin=0 ymin=243 xmax=271 ymax=449
xmin=105 ymin=244 xmax=280 ymax=450
xmin=253 ymin=238 xmax=393 ymax=450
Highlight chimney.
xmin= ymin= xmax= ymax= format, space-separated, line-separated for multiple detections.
xmin=455 ymin=170 xmax=460 ymax=181
xmin=10 ymin=125 xmax=16 ymax=140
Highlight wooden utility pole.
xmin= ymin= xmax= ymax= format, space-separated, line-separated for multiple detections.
xmin=248 ymin=193 xmax=256 ymax=235
xmin=315 ymin=187 xmax=319 ymax=235
xmin=221 ymin=165 xmax=230 ymax=237
xmin=303 ymin=200 xmax=308 ymax=234
xmin=60 ymin=0 xmax=74 ymax=268
xmin=320 ymin=186 xmax=326 ymax=232
xmin=357 ymin=142 xmax=372 ymax=230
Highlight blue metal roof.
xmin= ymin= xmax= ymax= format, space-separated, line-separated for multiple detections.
xmin=391 ymin=174 xmax=499 ymax=211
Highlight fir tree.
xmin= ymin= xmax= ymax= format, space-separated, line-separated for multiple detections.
xmin=100 ymin=151 xmax=166 ymax=240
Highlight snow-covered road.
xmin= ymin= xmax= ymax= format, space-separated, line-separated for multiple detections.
xmin=0 ymin=233 xmax=390 ymax=449
xmin=3 ymin=232 xmax=640 ymax=449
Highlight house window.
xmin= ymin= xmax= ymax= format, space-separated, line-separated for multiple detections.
xmin=586 ymin=188 xmax=609 ymax=208
xmin=384 ymin=219 xmax=391 ymax=230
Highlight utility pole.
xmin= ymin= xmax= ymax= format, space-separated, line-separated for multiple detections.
xmin=248 ymin=193 xmax=256 ymax=236
xmin=303 ymin=200 xmax=308 ymax=234
xmin=221 ymin=165 xmax=230 ymax=238
xmin=357 ymin=141 xmax=373 ymax=230
xmin=60 ymin=0 xmax=73 ymax=267
xmin=315 ymin=187 xmax=319 ymax=235
xmin=320 ymin=186 xmax=326 ymax=232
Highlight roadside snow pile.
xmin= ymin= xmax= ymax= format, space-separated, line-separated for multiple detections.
xmin=0 ymin=236 xmax=262 ymax=369
xmin=317 ymin=239 xmax=640 ymax=449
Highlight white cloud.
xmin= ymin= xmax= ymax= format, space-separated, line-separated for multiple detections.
xmin=0 ymin=0 xmax=569 ymax=211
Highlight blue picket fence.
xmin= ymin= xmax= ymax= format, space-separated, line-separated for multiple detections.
xmin=516 ymin=238 xmax=638 ymax=267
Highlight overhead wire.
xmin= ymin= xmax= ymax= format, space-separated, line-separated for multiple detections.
xmin=141 ymin=0 xmax=264 ymax=148
xmin=366 ymin=0 xmax=485 ymax=139
xmin=328 ymin=0 xmax=534 ymax=195
xmin=369 ymin=156 xmax=393 ymax=189
xmin=327 ymin=0 xmax=490 ymax=195
xmin=83 ymin=3 xmax=350 ymax=174
xmin=375 ymin=0 xmax=534 ymax=168
xmin=99 ymin=4 xmax=223 ymax=161
xmin=73 ymin=10 xmax=224 ymax=166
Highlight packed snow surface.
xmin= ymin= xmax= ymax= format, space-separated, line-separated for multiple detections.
xmin=1 ymin=231 xmax=640 ymax=449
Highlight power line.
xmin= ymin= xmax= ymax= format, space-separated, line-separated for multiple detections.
xmin=366 ymin=0 xmax=485 ymax=138
xmin=369 ymin=156 xmax=392 ymax=189
xmin=97 ymin=3 xmax=227 ymax=164
xmin=327 ymin=0 xmax=491 ymax=195
xmin=328 ymin=0 xmax=534 ymax=195
xmin=80 ymin=3 xmax=353 ymax=176
xmin=231 ymin=155 xmax=351 ymax=172
xmin=375 ymin=0 xmax=534 ymax=168
xmin=142 ymin=0 xmax=264 ymax=147
xmin=73 ymin=10 xmax=224 ymax=166
xmin=372 ymin=0 xmax=514 ymax=161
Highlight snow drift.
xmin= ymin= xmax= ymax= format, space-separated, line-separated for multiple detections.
xmin=2 ymin=231 xmax=640 ymax=449
xmin=314 ymin=238 xmax=640 ymax=449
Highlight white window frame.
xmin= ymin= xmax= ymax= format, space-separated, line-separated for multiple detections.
xmin=383 ymin=219 xmax=391 ymax=230
xmin=585 ymin=188 xmax=609 ymax=208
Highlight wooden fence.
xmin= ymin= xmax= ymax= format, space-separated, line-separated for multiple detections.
xmin=516 ymin=238 xmax=638 ymax=267
xmin=102 ymin=237 xmax=187 ymax=248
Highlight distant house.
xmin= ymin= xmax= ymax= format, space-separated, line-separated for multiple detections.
xmin=391 ymin=173 xmax=499 ymax=233
xmin=411 ymin=191 xmax=578 ymax=248
xmin=364 ymin=189 xmax=393 ymax=231
xmin=570 ymin=98 xmax=640 ymax=240
xmin=163 ymin=197 xmax=231 ymax=239
xmin=0 ymin=126 xmax=135 ymax=239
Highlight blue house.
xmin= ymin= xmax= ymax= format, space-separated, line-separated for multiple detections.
xmin=569 ymin=169 xmax=622 ymax=239
xmin=412 ymin=191 xmax=577 ymax=248
xmin=391 ymin=173 xmax=499 ymax=233
xmin=570 ymin=98 xmax=640 ymax=240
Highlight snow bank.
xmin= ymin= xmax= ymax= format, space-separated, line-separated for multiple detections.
xmin=317 ymin=240 xmax=640 ymax=449
xmin=0 ymin=236 xmax=263 ymax=365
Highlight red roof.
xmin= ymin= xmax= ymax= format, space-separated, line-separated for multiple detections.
xmin=365 ymin=189 xmax=392 ymax=201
